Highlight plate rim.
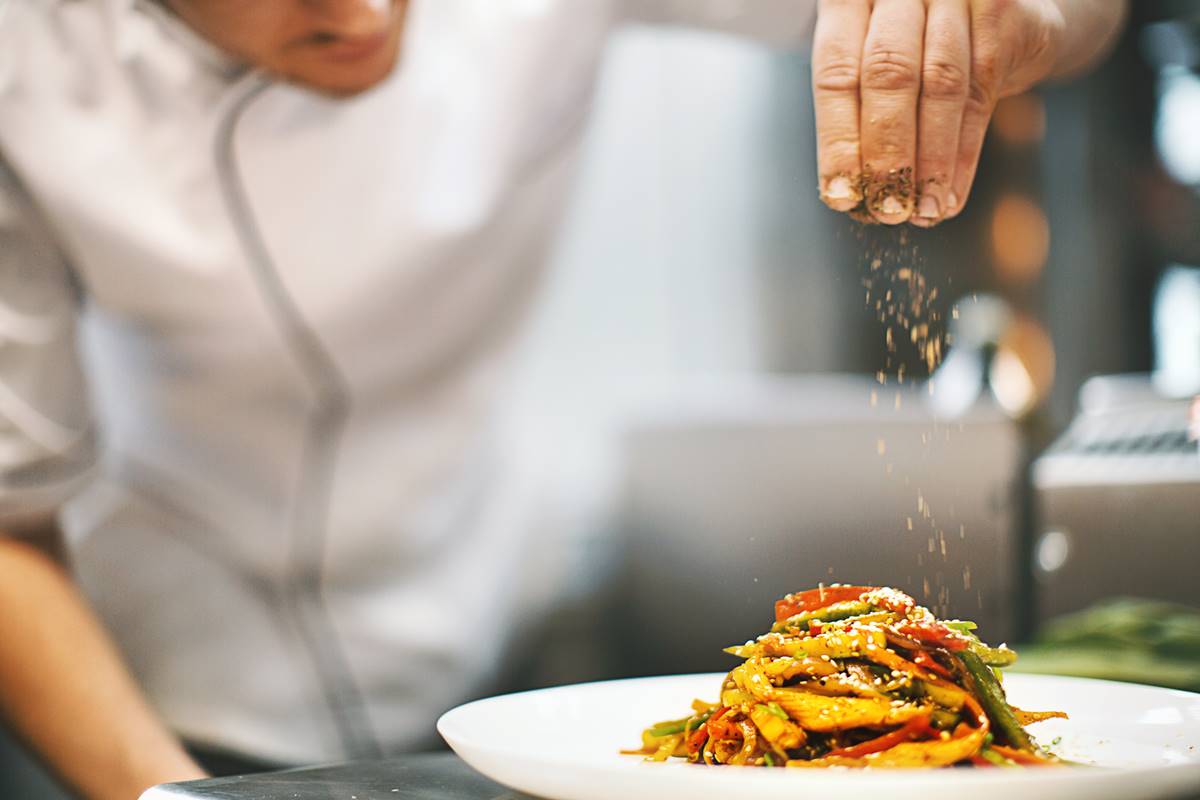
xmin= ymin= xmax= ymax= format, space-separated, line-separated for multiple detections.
xmin=438 ymin=671 xmax=1200 ymax=784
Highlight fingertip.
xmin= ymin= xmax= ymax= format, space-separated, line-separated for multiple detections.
xmin=863 ymin=165 xmax=915 ymax=225
xmin=916 ymin=194 xmax=941 ymax=221
xmin=821 ymin=196 xmax=863 ymax=213
xmin=819 ymin=174 xmax=863 ymax=212
xmin=870 ymin=194 xmax=913 ymax=225
xmin=908 ymin=189 xmax=947 ymax=227
xmin=941 ymin=189 xmax=964 ymax=220
xmin=873 ymin=212 xmax=913 ymax=226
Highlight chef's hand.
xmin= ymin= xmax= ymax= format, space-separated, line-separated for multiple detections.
xmin=812 ymin=0 xmax=1126 ymax=226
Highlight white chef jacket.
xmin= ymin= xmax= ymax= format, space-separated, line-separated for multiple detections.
xmin=0 ymin=0 xmax=814 ymax=764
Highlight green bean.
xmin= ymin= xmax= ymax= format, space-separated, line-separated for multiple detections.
xmin=979 ymin=747 xmax=1019 ymax=767
xmin=651 ymin=708 xmax=713 ymax=738
xmin=971 ymin=642 xmax=1018 ymax=668
xmin=956 ymin=650 xmax=1034 ymax=751
xmin=771 ymin=601 xmax=873 ymax=633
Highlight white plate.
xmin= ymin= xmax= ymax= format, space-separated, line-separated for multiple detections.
xmin=438 ymin=672 xmax=1200 ymax=800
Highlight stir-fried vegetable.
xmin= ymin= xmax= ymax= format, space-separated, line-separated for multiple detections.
xmin=628 ymin=585 xmax=1066 ymax=769
xmin=824 ymin=713 xmax=933 ymax=758
xmin=772 ymin=689 xmax=930 ymax=732
xmin=955 ymin=649 xmax=1036 ymax=751
xmin=774 ymin=586 xmax=881 ymax=621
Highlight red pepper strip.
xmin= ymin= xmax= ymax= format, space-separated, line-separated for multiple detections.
xmin=969 ymin=755 xmax=995 ymax=767
xmin=824 ymin=713 xmax=934 ymax=759
xmin=910 ymin=649 xmax=955 ymax=679
xmin=687 ymin=707 xmax=728 ymax=755
xmin=989 ymin=745 xmax=1056 ymax=766
xmin=895 ymin=621 xmax=969 ymax=652
xmin=686 ymin=725 xmax=709 ymax=755
xmin=705 ymin=707 xmax=735 ymax=741
xmin=774 ymin=586 xmax=880 ymax=622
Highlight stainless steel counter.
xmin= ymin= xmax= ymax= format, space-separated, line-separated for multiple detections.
xmin=141 ymin=752 xmax=528 ymax=800
xmin=138 ymin=748 xmax=1200 ymax=800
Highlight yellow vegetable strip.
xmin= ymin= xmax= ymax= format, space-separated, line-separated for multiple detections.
xmin=772 ymin=688 xmax=930 ymax=732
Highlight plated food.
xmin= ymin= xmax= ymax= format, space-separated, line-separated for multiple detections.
xmin=630 ymin=585 xmax=1065 ymax=768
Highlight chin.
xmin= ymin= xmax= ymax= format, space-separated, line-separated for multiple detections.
xmin=288 ymin=47 xmax=402 ymax=97
xmin=280 ymin=11 xmax=406 ymax=98
xmin=305 ymin=65 xmax=399 ymax=97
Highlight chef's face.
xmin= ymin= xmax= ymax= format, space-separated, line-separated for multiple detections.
xmin=164 ymin=0 xmax=408 ymax=96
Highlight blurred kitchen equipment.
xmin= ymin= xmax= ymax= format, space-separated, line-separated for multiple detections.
xmin=1153 ymin=264 xmax=1200 ymax=398
xmin=1189 ymin=395 xmax=1200 ymax=444
xmin=929 ymin=294 xmax=1055 ymax=421
xmin=610 ymin=374 xmax=1022 ymax=677
xmin=1143 ymin=15 xmax=1200 ymax=188
xmin=1033 ymin=374 xmax=1200 ymax=624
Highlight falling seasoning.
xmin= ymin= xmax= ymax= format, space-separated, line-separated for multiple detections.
xmin=856 ymin=224 xmax=968 ymax=617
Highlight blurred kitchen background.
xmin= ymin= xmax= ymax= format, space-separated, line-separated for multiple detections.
xmin=493 ymin=0 xmax=1200 ymax=692
xmin=5 ymin=1 xmax=1200 ymax=796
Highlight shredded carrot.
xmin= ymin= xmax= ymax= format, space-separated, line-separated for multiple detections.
xmin=911 ymin=649 xmax=955 ymax=679
xmin=825 ymin=713 xmax=934 ymax=758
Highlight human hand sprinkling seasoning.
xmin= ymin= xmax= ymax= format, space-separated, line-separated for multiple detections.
xmin=811 ymin=0 xmax=1127 ymax=226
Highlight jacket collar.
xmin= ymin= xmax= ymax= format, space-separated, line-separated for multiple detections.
xmin=0 ymin=0 xmax=243 ymax=92
xmin=0 ymin=0 xmax=243 ymax=79
xmin=108 ymin=0 xmax=243 ymax=79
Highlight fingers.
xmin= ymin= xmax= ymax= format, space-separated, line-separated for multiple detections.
xmin=858 ymin=0 xmax=926 ymax=224
xmin=910 ymin=0 xmax=970 ymax=228
xmin=944 ymin=0 xmax=1008 ymax=220
xmin=812 ymin=0 xmax=871 ymax=212
xmin=813 ymin=0 xmax=1012 ymax=225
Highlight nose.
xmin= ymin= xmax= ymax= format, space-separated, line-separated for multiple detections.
xmin=302 ymin=0 xmax=392 ymax=36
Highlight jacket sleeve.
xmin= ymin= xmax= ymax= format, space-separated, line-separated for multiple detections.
xmin=0 ymin=158 xmax=97 ymax=526
xmin=618 ymin=0 xmax=817 ymax=50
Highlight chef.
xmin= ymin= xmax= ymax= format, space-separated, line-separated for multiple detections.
xmin=0 ymin=1 xmax=1126 ymax=797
